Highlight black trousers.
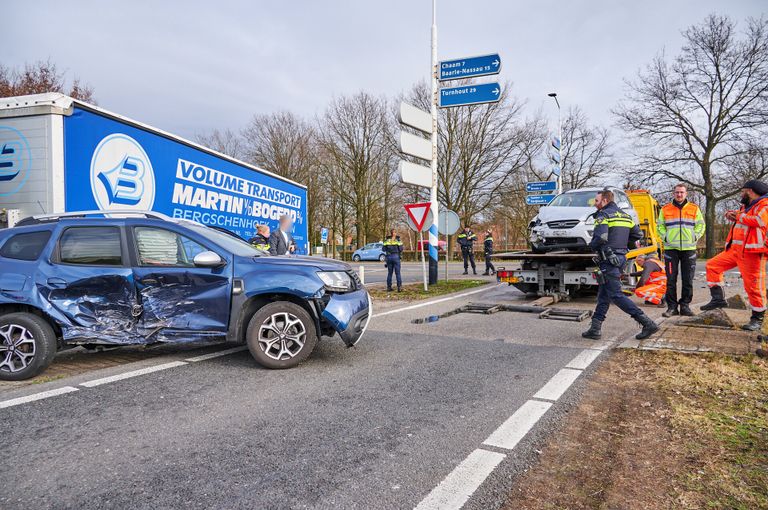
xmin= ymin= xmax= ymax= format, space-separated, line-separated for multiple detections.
xmin=462 ymin=250 xmax=476 ymax=271
xmin=664 ymin=249 xmax=696 ymax=307
xmin=484 ymin=253 xmax=495 ymax=273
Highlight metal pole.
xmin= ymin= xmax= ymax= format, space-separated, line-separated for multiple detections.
xmin=428 ymin=0 xmax=439 ymax=286
xmin=420 ymin=230 xmax=428 ymax=291
xmin=557 ymin=101 xmax=563 ymax=194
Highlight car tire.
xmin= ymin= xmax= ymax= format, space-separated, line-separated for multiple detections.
xmin=378 ymin=254 xmax=385 ymax=262
xmin=0 ymin=312 xmax=58 ymax=381
xmin=352 ymin=255 xmax=361 ymax=262
xmin=246 ymin=301 xmax=318 ymax=369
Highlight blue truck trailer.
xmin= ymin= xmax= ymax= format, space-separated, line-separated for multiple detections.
xmin=0 ymin=93 xmax=308 ymax=252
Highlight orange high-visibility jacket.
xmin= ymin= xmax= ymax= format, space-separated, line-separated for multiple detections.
xmin=727 ymin=197 xmax=768 ymax=253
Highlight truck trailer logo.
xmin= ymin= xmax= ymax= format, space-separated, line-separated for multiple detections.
xmin=90 ymin=133 xmax=155 ymax=210
xmin=0 ymin=125 xmax=32 ymax=196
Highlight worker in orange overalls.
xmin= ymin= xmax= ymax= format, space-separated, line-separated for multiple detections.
xmin=702 ymin=180 xmax=768 ymax=331
xmin=633 ymin=254 xmax=667 ymax=305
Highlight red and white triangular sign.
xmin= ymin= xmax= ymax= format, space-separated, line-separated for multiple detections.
xmin=404 ymin=202 xmax=431 ymax=232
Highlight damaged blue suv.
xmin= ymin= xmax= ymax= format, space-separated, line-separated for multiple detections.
xmin=0 ymin=211 xmax=372 ymax=380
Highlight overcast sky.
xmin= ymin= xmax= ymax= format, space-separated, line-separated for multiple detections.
xmin=5 ymin=1 xmax=765 ymax=140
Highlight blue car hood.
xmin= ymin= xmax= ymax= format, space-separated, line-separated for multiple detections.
xmin=253 ymin=255 xmax=351 ymax=272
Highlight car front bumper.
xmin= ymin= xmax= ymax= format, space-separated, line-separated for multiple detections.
xmin=320 ymin=288 xmax=372 ymax=346
xmin=530 ymin=223 xmax=594 ymax=252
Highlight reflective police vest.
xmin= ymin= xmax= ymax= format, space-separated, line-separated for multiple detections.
xmin=657 ymin=200 xmax=705 ymax=251
xmin=458 ymin=231 xmax=476 ymax=251
xmin=727 ymin=197 xmax=768 ymax=254
xmin=382 ymin=238 xmax=403 ymax=258
xmin=484 ymin=236 xmax=493 ymax=254
xmin=250 ymin=234 xmax=271 ymax=252
xmin=589 ymin=202 xmax=643 ymax=253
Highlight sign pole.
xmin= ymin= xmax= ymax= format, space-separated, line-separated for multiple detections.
xmin=420 ymin=230 xmax=428 ymax=291
xmin=428 ymin=0 xmax=439 ymax=286
xmin=557 ymin=104 xmax=563 ymax=194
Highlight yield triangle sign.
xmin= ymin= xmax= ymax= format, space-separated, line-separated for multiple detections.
xmin=404 ymin=202 xmax=431 ymax=231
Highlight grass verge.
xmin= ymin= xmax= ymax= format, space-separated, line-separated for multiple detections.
xmin=367 ymin=279 xmax=489 ymax=301
xmin=504 ymin=350 xmax=768 ymax=509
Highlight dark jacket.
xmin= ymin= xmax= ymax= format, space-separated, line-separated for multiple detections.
xmin=589 ymin=201 xmax=643 ymax=254
xmin=484 ymin=235 xmax=493 ymax=255
xmin=268 ymin=229 xmax=294 ymax=256
xmin=248 ymin=233 xmax=271 ymax=252
xmin=382 ymin=237 xmax=403 ymax=258
xmin=457 ymin=230 xmax=477 ymax=252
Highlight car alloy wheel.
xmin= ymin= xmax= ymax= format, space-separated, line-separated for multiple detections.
xmin=258 ymin=312 xmax=307 ymax=361
xmin=0 ymin=323 xmax=36 ymax=374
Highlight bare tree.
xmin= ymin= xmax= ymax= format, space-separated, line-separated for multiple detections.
xmin=0 ymin=60 xmax=95 ymax=102
xmin=614 ymin=14 xmax=768 ymax=256
xmin=317 ymin=92 xmax=396 ymax=247
xmin=195 ymin=128 xmax=245 ymax=160
xmin=560 ymin=107 xmax=613 ymax=189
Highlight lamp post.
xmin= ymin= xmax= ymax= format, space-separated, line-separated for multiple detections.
xmin=548 ymin=92 xmax=563 ymax=194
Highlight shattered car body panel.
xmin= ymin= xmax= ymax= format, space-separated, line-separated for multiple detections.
xmin=0 ymin=217 xmax=372 ymax=353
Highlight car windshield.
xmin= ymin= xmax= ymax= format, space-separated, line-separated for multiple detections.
xmin=549 ymin=191 xmax=597 ymax=207
xmin=183 ymin=222 xmax=266 ymax=257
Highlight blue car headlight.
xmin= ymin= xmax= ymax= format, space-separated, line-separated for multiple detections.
xmin=317 ymin=271 xmax=354 ymax=292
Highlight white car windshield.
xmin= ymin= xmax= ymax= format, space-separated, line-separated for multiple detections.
xmin=549 ymin=191 xmax=597 ymax=207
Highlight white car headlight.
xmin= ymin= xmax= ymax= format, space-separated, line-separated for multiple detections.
xmin=317 ymin=271 xmax=354 ymax=292
xmin=585 ymin=215 xmax=595 ymax=225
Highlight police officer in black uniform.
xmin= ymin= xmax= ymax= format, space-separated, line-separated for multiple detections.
xmin=458 ymin=226 xmax=477 ymax=275
xmin=482 ymin=229 xmax=495 ymax=276
xmin=248 ymin=224 xmax=271 ymax=252
xmin=382 ymin=229 xmax=403 ymax=292
xmin=582 ymin=189 xmax=659 ymax=340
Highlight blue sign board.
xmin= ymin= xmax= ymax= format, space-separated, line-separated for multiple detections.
xmin=320 ymin=227 xmax=329 ymax=244
xmin=63 ymin=108 xmax=309 ymax=253
xmin=526 ymin=181 xmax=557 ymax=193
xmin=439 ymin=53 xmax=501 ymax=81
xmin=439 ymin=83 xmax=502 ymax=108
xmin=526 ymin=194 xmax=556 ymax=206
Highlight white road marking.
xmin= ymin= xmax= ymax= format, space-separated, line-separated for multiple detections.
xmin=372 ymin=284 xmax=500 ymax=318
xmin=566 ymin=349 xmax=602 ymax=370
xmin=0 ymin=386 xmax=79 ymax=409
xmin=482 ymin=399 xmax=553 ymax=451
xmin=533 ymin=368 xmax=583 ymax=402
xmin=185 ymin=346 xmax=248 ymax=362
xmin=80 ymin=361 xmax=188 ymax=388
xmin=414 ymin=448 xmax=506 ymax=510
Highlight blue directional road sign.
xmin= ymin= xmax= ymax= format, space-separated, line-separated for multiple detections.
xmin=439 ymin=83 xmax=502 ymax=108
xmin=320 ymin=227 xmax=329 ymax=244
xmin=526 ymin=181 xmax=557 ymax=193
xmin=526 ymin=194 xmax=556 ymax=205
xmin=439 ymin=53 xmax=501 ymax=81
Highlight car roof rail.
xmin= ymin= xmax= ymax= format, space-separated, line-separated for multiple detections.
xmin=15 ymin=210 xmax=173 ymax=226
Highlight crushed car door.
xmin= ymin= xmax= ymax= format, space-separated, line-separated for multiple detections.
xmin=43 ymin=225 xmax=141 ymax=343
xmin=131 ymin=226 xmax=232 ymax=340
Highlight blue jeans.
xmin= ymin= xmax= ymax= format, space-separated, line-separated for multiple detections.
xmin=386 ymin=257 xmax=402 ymax=288
xmin=593 ymin=256 xmax=642 ymax=322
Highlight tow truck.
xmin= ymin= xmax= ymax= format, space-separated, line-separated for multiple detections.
xmin=495 ymin=189 xmax=662 ymax=298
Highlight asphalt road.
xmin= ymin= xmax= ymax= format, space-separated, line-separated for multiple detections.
xmin=353 ymin=261 xmax=492 ymax=285
xmin=1 ymin=283 xmax=665 ymax=510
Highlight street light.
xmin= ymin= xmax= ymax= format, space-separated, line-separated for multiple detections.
xmin=548 ymin=92 xmax=563 ymax=194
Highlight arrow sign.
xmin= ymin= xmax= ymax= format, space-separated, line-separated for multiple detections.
xmin=439 ymin=53 xmax=501 ymax=81
xmin=439 ymin=83 xmax=502 ymax=108
xmin=399 ymin=132 xmax=432 ymax=161
xmin=550 ymin=151 xmax=561 ymax=163
xmin=526 ymin=194 xmax=556 ymax=205
xmin=404 ymin=202 xmax=432 ymax=232
xmin=551 ymin=136 xmax=561 ymax=150
xmin=399 ymin=160 xmax=432 ymax=188
xmin=399 ymin=102 xmax=432 ymax=135
xmin=552 ymin=165 xmax=561 ymax=176
xmin=526 ymin=181 xmax=557 ymax=193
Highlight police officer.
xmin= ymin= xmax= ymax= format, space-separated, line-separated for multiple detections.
xmin=458 ymin=226 xmax=477 ymax=275
xmin=582 ymin=189 xmax=659 ymax=340
xmin=248 ymin=224 xmax=271 ymax=252
xmin=383 ymin=229 xmax=403 ymax=292
xmin=482 ymin=229 xmax=495 ymax=276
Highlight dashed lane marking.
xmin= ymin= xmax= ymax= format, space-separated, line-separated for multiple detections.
xmin=533 ymin=368 xmax=583 ymax=402
xmin=0 ymin=386 xmax=79 ymax=409
xmin=79 ymin=361 xmax=188 ymax=388
xmin=566 ymin=348 xmax=603 ymax=370
xmin=185 ymin=346 xmax=248 ymax=362
xmin=482 ymin=399 xmax=553 ymax=451
xmin=414 ymin=448 xmax=506 ymax=510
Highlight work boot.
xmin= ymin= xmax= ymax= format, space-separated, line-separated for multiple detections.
xmin=462 ymin=270 xmax=468 ymax=275
xmin=386 ymin=287 xmax=393 ymax=292
xmin=756 ymin=337 xmax=768 ymax=358
xmin=679 ymin=304 xmax=694 ymax=317
xmin=741 ymin=311 xmax=765 ymax=331
xmin=662 ymin=306 xmax=679 ymax=317
xmin=581 ymin=318 xmax=603 ymax=340
xmin=397 ymin=286 xmax=402 ymax=293
xmin=473 ymin=269 xmax=477 ymax=275
xmin=482 ymin=271 xmax=490 ymax=276
xmin=700 ymin=286 xmax=728 ymax=311
xmin=635 ymin=314 xmax=659 ymax=340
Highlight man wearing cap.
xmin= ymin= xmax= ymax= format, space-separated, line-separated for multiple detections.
xmin=657 ymin=183 xmax=705 ymax=317
xmin=702 ymin=180 xmax=768 ymax=331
